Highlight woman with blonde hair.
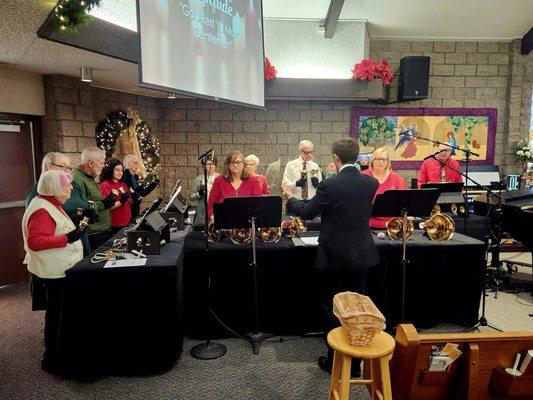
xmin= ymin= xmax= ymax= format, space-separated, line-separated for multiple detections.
xmin=207 ymin=151 xmax=262 ymax=220
xmin=245 ymin=154 xmax=269 ymax=195
xmin=22 ymin=170 xmax=84 ymax=373
xmin=362 ymin=147 xmax=406 ymax=229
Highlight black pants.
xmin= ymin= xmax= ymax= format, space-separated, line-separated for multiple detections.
xmin=41 ymin=278 xmax=66 ymax=369
xmin=317 ymin=269 xmax=368 ymax=364
xmin=88 ymin=230 xmax=112 ymax=251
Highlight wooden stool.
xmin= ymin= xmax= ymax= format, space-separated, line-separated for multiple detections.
xmin=327 ymin=327 xmax=395 ymax=400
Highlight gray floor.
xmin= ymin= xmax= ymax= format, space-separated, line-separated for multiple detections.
xmin=0 ymin=253 xmax=531 ymax=400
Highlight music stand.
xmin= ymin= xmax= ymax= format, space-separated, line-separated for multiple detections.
xmin=372 ymin=189 xmax=440 ymax=323
xmin=214 ymin=195 xmax=282 ymax=355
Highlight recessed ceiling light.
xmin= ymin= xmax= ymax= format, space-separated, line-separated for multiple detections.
xmin=168 ymin=92 xmax=177 ymax=99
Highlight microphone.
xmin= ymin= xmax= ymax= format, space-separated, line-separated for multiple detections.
xmin=423 ymin=149 xmax=447 ymax=161
xmin=197 ymin=149 xmax=213 ymax=161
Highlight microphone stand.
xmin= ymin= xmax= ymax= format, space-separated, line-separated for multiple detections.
xmin=426 ymin=154 xmax=502 ymax=332
xmin=190 ymin=151 xmax=227 ymax=360
xmin=414 ymin=134 xmax=479 ymax=235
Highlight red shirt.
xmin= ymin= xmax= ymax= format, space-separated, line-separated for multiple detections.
xmin=99 ymin=180 xmax=132 ymax=227
xmin=254 ymin=174 xmax=269 ymax=195
xmin=207 ymin=175 xmax=262 ymax=218
xmin=362 ymin=170 xmax=407 ymax=229
xmin=417 ymin=157 xmax=462 ymax=188
xmin=26 ymin=195 xmax=68 ymax=251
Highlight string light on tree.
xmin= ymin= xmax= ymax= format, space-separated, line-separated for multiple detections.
xmin=53 ymin=0 xmax=101 ymax=31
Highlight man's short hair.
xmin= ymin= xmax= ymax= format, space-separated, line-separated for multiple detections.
xmin=299 ymin=140 xmax=314 ymax=151
xmin=37 ymin=170 xmax=71 ymax=197
xmin=81 ymin=146 xmax=106 ymax=164
xmin=332 ymin=138 xmax=360 ymax=165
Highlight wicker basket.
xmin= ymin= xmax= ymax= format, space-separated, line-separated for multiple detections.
xmin=333 ymin=292 xmax=386 ymax=347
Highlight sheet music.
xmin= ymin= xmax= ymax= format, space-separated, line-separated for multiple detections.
xmin=299 ymin=236 xmax=319 ymax=246
xmin=103 ymin=259 xmax=147 ymax=268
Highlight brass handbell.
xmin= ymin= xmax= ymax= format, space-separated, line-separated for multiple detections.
xmin=230 ymin=228 xmax=253 ymax=245
xmin=207 ymin=222 xmax=223 ymax=242
xmin=422 ymin=213 xmax=455 ymax=241
xmin=386 ymin=217 xmax=414 ymax=240
xmin=259 ymin=227 xmax=282 ymax=244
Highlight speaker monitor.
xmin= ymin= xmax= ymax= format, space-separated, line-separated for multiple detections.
xmin=398 ymin=56 xmax=430 ymax=101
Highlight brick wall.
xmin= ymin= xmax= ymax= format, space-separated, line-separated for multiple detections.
xmin=42 ymin=38 xmax=532 ymax=198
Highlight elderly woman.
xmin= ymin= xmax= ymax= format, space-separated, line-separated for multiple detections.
xmin=100 ymin=158 xmax=132 ymax=233
xmin=362 ymin=147 xmax=407 ymax=229
xmin=22 ymin=170 xmax=84 ymax=373
xmin=207 ymin=151 xmax=262 ymax=220
xmin=25 ymin=152 xmax=95 ymax=256
xmin=189 ymin=155 xmax=219 ymax=218
xmin=122 ymin=154 xmax=159 ymax=220
xmin=245 ymin=154 xmax=269 ymax=195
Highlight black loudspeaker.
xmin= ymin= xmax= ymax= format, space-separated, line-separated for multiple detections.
xmin=398 ymin=56 xmax=430 ymax=101
xmin=521 ymin=27 xmax=533 ymax=54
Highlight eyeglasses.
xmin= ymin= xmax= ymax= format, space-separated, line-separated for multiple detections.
xmin=375 ymin=158 xmax=388 ymax=163
xmin=206 ymin=162 xmax=216 ymax=166
xmin=230 ymin=161 xmax=243 ymax=166
xmin=51 ymin=163 xmax=72 ymax=171
xmin=244 ymin=163 xmax=256 ymax=166
xmin=301 ymin=150 xmax=314 ymax=155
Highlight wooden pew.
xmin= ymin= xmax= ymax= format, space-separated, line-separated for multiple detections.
xmin=390 ymin=324 xmax=533 ymax=400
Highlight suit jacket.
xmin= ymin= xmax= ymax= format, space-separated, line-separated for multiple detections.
xmin=287 ymin=165 xmax=379 ymax=272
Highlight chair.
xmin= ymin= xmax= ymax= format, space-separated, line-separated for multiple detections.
xmin=327 ymin=327 xmax=395 ymax=400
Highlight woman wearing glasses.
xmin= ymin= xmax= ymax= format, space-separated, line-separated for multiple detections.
xmin=189 ymin=155 xmax=219 ymax=218
xmin=25 ymin=152 xmax=96 ymax=257
xmin=362 ymin=147 xmax=406 ymax=229
xmin=207 ymin=151 xmax=262 ymax=220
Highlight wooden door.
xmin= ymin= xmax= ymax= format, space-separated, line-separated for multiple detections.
xmin=0 ymin=115 xmax=40 ymax=286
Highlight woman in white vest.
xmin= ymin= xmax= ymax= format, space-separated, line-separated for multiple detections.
xmin=22 ymin=170 xmax=84 ymax=373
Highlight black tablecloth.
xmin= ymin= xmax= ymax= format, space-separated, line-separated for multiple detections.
xmin=58 ymin=229 xmax=186 ymax=375
xmin=183 ymin=231 xmax=485 ymax=338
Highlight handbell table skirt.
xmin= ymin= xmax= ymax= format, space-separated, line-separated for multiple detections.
xmin=57 ymin=229 xmax=186 ymax=375
xmin=183 ymin=231 xmax=485 ymax=338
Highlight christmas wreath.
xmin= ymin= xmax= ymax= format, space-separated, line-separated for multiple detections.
xmin=95 ymin=108 xmax=160 ymax=184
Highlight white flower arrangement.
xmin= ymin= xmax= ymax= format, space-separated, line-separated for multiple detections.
xmin=514 ymin=139 xmax=533 ymax=163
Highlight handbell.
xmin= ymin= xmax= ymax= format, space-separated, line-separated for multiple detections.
xmin=422 ymin=213 xmax=455 ymax=241
xmin=386 ymin=217 xmax=414 ymax=240
xmin=79 ymin=216 xmax=90 ymax=231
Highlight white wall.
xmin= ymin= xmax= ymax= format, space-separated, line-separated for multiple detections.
xmin=0 ymin=67 xmax=45 ymax=116
xmin=264 ymin=20 xmax=368 ymax=79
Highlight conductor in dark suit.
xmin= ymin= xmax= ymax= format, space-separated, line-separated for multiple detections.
xmin=284 ymin=138 xmax=379 ymax=374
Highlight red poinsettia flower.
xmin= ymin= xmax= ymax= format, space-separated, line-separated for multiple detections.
xmin=352 ymin=58 xmax=394 ymax=86
xmin=264 ymin=57 xmax=277 ymax=81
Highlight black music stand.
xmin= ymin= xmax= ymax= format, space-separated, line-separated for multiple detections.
xmin=214 ymin=195 xmax=282 ymax=355
xmin=372 ymin=189 xmax=440 ymax=323
xmin=190 ymin=150 xmax=226 ymax=360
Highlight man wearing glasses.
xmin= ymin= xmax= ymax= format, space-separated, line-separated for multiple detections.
xmin=282 ymin=140 xmax=323 ymax=202
xmin=417 ymin=143 xmax=462 ymax=188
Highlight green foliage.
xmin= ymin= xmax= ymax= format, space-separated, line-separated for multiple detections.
xmin=445 ymin=116 xmax=488 ymax=147
xmin=358 ymin=116 xmax=396 ymax=146
xmin=53 ymin=0 xmax=101 ymax=31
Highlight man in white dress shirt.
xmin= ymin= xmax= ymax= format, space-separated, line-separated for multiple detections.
xmin=282 ymin=139 xmax=323 ymax=201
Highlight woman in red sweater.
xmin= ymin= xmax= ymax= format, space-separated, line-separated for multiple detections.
xmin=99 ymin=158 xmax=131 ymax=233
xmin=244 ymin=154 xmax=269 ymax=195
xmin=362 ymin=147 xmax=407 ymax=229
xmin=208 ymin=151 xmax=262 ymax=220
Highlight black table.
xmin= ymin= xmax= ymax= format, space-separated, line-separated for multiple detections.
xmin=183 ymin=231 xmax=485 ymax=338
xmin=58 ymin=229 xmax=186 ymax=375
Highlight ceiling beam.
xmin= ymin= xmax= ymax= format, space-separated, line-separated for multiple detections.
xmin=323 ymin=0 xmax=346 ymax=39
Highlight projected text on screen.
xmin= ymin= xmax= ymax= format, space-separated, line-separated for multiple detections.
xmin=137 ymin=0 xmax=265 ymax=108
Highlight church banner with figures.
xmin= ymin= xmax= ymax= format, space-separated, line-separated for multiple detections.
xmin=350 ymin=107 xmax=497 ymax=169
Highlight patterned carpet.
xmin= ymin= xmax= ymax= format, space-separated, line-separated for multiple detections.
xmin=0 ymin=283 xmax=370 ymax=400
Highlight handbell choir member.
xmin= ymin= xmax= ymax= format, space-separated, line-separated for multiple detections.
xmin=207 ymin=151 xmax=262 ymax=220
xmin=362 ymin=147 xmax=407 ymax=229
xmin=282 ymin=140 xmax=322 ymax=201
xmin=190 ymin=155 xmax=220 ymax=218
xmin=417 ymin=143 xmax=462 ymax=188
